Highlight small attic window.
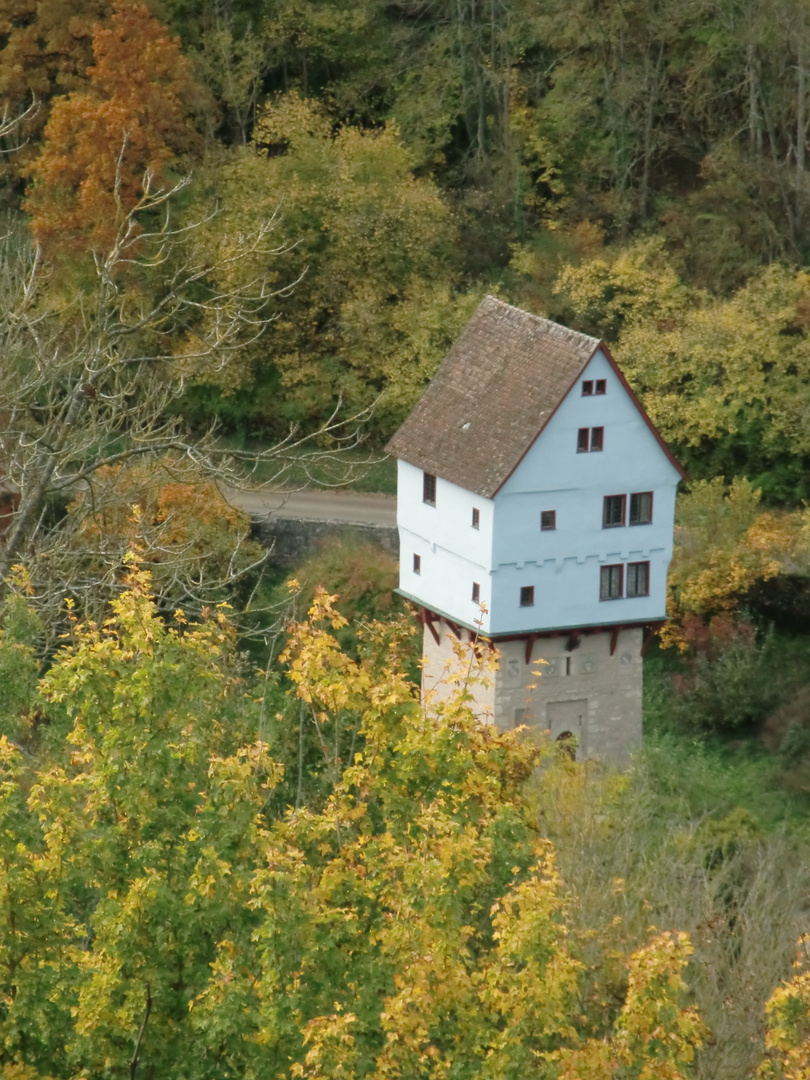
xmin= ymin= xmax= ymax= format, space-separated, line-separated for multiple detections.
xmin=472 ymin=582 xmax=481 ymax=604
xmin=540 ymin=510 xmax=556 ymax=531
xmin=582 ymin=380 xmax=594 ymax=395
xmin=595 ymin=379 xmax=607 ymax=394
xmin=423 ymin=472 xmax=436 ymax=505
xmin=472 ymin=507 xmax=480 ymax=529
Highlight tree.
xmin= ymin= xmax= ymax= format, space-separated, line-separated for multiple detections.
xmin=0 ymin=0 xmax=110 ymax=176
xmin=25 ymin=0 xmax=210 ymax=258
xmin=0 ymin=178 xmax=367 ymax=634
xmin=0 ymin=571 xmax=707 ymax=1078
xmin=555 ymin=241 xmax=810 ymax=502
xmin=661 ymin=478 xmax=809 ymax=649
xmin=759 ymin=936 xmax=810 ymax=1080
xmin=184 ymin=93 xmax=473 ymax=437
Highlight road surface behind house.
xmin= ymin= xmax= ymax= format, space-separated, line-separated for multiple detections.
xmin=224 ymin=486 xmax=398 ymax=528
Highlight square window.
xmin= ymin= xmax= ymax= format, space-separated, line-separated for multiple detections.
xmin=629 ymin=491 xmax=653 ymax=525
xmin=600 ymin=564 xmax=623 ymax=600
xmin=602 ymin=494 xmax=626 ymax=528
xmin=413 ymin=553 xmax=421 ymax=574
xmin=590 ymin=426 xmax=604 ymax=451
xmin=577 ymin=427 xmax=590 ymax=452
xmin=540 ymin=510 xmax=556 ymax=531
xmin=582 ymin=380 xmax=594 ymax=395
xmin=472 ymin=507 xmax=480 ymax=529
xmin=595 ymin=379 xmax=607 ymax=394
xmin=520 ymin=585 xmax=535 ymax=607
xmin=627 ymin=561 xmax=650 ymax=597
xmin=472 ymin=581 xmax=480 ymax=604
xmin=423 ymin=471 xmax=436 ymax=505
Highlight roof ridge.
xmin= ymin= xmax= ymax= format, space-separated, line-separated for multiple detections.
xmin=386 ymin=296 xmax=604 ymax=498
xmin=480 ymin=294 xmax=601 ymax=347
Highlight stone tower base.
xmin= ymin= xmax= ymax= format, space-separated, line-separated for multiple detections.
xmin=420 ymin=614 xmax=646 ymax=763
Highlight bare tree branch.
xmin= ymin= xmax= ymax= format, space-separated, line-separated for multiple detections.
xmin=129 ymin=982 xmax=152 ymax=1080
xmin=0 ymin=163 xmax=373 ymax=637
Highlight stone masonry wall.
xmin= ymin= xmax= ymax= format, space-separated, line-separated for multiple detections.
xmin=421 ymin=618 xmax=643 ymax=763
xmin=420 ymin=619 xmax=496 ymax=722
xmin=493 ymin=629 xmax=643 ymax=763
xmin=251 ymin=517 xmax=399 ymax=568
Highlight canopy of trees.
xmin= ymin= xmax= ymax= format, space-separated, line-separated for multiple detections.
xmin=0 ymin=568 xmax=805 ymax=1079
xmin=3 ymin=0 xmax=810 ymax=475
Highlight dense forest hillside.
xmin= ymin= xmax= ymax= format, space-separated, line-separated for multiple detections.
xmin=2 ymin=3 xmax=810 ymax=1076
xmin=4 ymin=0 xmax=810 ymax=485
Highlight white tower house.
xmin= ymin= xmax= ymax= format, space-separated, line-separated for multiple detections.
xmin=386 ymin=296 xmax=683 ymax=760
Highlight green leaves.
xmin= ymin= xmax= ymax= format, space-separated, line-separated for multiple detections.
xmin=0 ymin=567 xmax=710 ymax=1079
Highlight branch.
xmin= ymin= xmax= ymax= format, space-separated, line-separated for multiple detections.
xmin=130 ymin=982 xmax=152 ymax=1080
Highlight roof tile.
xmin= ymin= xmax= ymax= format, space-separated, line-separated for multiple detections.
xmin=385 ymin=296 xmax=599 ymax=498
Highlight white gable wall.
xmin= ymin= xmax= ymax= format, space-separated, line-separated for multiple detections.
xmin=396 ymin=459 xmax=494 ymax=633
xmin=489 ymin=349 xmax=680 ymax=634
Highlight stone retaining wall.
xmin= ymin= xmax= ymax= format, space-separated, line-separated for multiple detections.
xmin=251 ymin=515 xmax=400 ymax=567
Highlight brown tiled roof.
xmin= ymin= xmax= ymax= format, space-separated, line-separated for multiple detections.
xmin=385 ymin=296 xmax=601 ymax=498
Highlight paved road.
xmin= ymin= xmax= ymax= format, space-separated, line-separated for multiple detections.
xmin=224 ymin=486 xmax=398 ymax=527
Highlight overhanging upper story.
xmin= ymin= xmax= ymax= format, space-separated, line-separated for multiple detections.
xmin=386 ymin=297 xmax=684 ymax=637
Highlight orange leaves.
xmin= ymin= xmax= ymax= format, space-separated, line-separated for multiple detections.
xmin=0 ymin=0 xmax=110 ymax=173
xmin=26 ymin=1 xmax=206 ymax=258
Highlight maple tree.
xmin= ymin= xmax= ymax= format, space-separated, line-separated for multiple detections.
xmin=759 ymin=936 xmax=810 ymax=1080
xmin=0 ymin=570 xmax=709 ymax=1079
xmin=25 ymin=0 xmax=208 ymax=257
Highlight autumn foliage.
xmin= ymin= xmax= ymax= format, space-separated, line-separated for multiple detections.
xmin=26 ymin=1 xmax=206 ymax=256
xmin=0 ymin=570 xmax=711 ymax=1079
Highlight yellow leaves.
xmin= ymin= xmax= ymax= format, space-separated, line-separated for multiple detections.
xmin=662 ymin=478 xmax=809 ymax=648
xmin=759 ymin=937 xmax=810 ymax=1080
xmin=557 ymin=245 xmax=810 ymax=499
xmin=552 ymin=931 xmax=704 ymax=1080
xmin=198 ymin=91 xmax=461 ymax=423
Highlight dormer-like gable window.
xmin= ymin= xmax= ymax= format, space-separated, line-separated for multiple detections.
xmin=423 ymin=472 xmax=436 ymax=505
xmin=582 ymin=379 xmax=606 ymax=396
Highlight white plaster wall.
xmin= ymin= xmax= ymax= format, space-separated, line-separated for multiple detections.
xmin=397 ymin=459 xmax=494 ymax=632
xmin=489 ymin=349 xmax=680 ymax=634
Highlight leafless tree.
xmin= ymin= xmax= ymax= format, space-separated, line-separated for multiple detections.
xmin=0 ymin=165 xmax=370 ymax=639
